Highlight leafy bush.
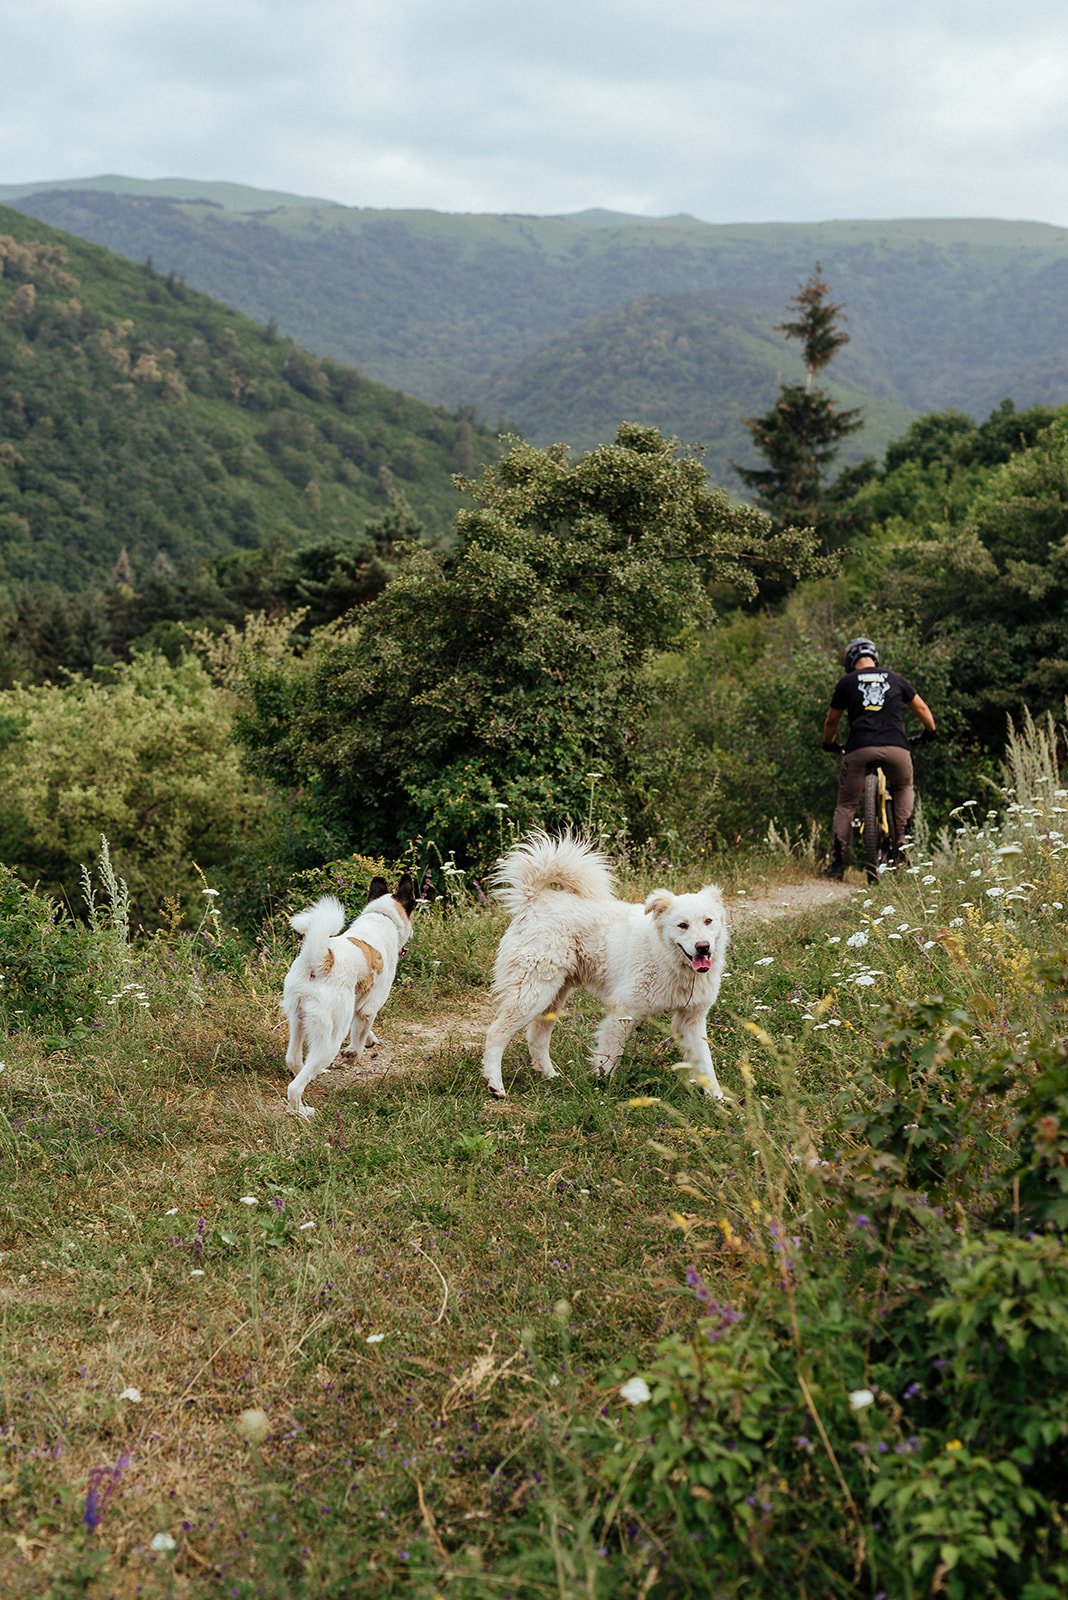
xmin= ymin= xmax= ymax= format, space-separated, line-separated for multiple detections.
xmin=0 ymin=864 xmax=98 ymax=1032
xmin=0 ymin=650 xmax=265 ymax=921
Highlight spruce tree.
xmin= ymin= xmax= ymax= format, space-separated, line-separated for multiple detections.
xmin=734 ymin=265 xmax=862 ymax=532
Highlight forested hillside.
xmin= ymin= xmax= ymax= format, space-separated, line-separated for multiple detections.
xmin=0 ymin=206 xmax=495 ymax=596
xmin=6 ymin=179 xmax=1067 ymax=484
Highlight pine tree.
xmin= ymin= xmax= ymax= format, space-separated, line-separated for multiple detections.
xmin=734 ymin=265 xmax=862 ymax=532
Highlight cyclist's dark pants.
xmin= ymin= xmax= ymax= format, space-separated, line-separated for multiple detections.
xmin=832 ymin=745 xmax=914 ymax=851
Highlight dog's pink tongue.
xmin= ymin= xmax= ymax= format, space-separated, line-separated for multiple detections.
xmin=691 ymin=955 xmax=712 ymax=972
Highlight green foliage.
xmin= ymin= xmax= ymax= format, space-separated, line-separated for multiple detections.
xmin=0 ymin=864 xmax=98 ymax=1031
xmin=884 ymin=415 xmax=1068 ymax=745
xmin=236 ymin=424 xmax=819 ymax=864
xmin=0 ymin=651 xmax=263 ymax=920
xmin=735 ymin=267 xmax=863 ymax=535
xmin=13 ymin=188 xmax=1068 ymax=491
xmin=0 ymin=208 xmax=495 ymax=601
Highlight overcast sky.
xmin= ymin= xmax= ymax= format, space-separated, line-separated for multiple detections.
xmin=5 ymin=0 xmax=1067 ymax=225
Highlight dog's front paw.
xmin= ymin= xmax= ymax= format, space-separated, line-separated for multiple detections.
xmin=286 ymin=1090 xmax=316 ymax=1119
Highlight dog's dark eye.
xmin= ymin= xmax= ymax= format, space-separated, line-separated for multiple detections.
xmin=704 ymin=918 xmax=713 ymax=926
xmin=677 ymin=921 xmax=689 ymax=930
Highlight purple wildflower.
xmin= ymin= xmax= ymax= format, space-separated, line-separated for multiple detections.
xmin=83 ymin=1453 xmax=130 ymax=1529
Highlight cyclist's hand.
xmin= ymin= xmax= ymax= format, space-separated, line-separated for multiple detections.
xmin=822 ymin=741 xmax=843 ymax=755
xmin=910 ymin=729 xmax=938 ymax=748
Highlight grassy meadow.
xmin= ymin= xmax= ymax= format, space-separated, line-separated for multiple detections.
xmin=2 ymin=720 xmax=1068 ymax=1598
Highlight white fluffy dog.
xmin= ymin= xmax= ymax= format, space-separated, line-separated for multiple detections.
xmin=282 ymin=873 xmax=416 ymax=1118
xmin=481 ymin=832 xmax=729 ymax=1099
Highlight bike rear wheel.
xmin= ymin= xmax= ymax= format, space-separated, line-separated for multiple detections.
xmin=862 ymin=768 xmax=898 ymax=884
xmin=862 ymin=771 xmax=881 ymax=883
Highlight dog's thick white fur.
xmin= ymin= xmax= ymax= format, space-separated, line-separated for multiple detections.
xmin=481 ymin=831 xmax=729 ymax=1099
xmin=282 ymin=873 xmax=416 ymax=1118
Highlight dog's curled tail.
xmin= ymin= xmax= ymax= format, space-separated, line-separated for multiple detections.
xmin=490 ymin=829 xmax=615 ymax=914
xmin=289 ymin=895 xmax=346 ymax=975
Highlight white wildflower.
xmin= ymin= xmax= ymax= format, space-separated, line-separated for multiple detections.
xmin=619 ymin=1377 xmax=652 ymax=1406
xmin=150 ymin=1532 xmax=177 ymax=1553
xmin=238 ymin=1195 xmax=258 ymax=1206
xmin=845 ymin=930 xmax=869 ymax=948
xmin=849 ymin=1388 xmax=876 ymax=1410
xmin=118 ymin=1386 xmax=142 ymax=1403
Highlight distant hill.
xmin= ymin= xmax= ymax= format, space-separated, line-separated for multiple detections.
xmin=4 ymin=179 xmax=1067 ymax=486
xmin=0 ymin=205 xmax=495 ymax=593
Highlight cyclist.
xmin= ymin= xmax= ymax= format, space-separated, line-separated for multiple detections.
xmin=821 ymin=636 xmax=937 ymax=880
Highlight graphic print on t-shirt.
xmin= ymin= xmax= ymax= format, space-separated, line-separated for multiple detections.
xmin=857 ymin=672 xmax=889 ymax=711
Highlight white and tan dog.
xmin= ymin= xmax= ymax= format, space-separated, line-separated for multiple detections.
xmin=282 ymin=873 xmax=416 ymax=1118
xmin=481 ymin=831 xmax=729 ymax=1099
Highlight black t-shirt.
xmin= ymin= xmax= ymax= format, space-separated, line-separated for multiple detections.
xmin=831 ymin=668 xmax=916 ymax=753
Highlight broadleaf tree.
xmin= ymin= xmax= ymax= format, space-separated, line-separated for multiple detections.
xmin=235 ymin=423 xmax=821 ymax=869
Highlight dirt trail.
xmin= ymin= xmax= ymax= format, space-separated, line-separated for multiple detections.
xmin=726 ymin=876 xmax=855 ymax=928
xmin=301 ymin=876 xmax=857 ymax=1100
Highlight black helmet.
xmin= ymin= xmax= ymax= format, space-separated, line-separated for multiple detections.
xmin=843 ymin=636 xmax=879 ymax=672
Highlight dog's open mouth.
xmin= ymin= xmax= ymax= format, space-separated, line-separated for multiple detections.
xmin=689 ymin=953 xmax=713 ymax=972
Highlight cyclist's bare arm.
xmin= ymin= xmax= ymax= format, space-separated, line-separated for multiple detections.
xmin=823 ymin=706 xmax=843 ymax=745
xmin=909 ymin=695 xmax=936 ymax=734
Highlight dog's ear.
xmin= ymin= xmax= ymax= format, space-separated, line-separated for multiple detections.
xmin=366 ymin=875 xmax=389 ymax=903
xmin=643 ymin=889 xmax=674 ymax=919
xmin=393 ymin=872 xmax=418 ymax=915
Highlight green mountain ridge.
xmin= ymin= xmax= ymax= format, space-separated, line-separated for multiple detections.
xmin=0 ymin=205 xmax=494 ymax=594
xmin=4 ymin=177 xmax=1067 ymax=489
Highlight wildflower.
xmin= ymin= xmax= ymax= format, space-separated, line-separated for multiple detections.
xmin=853 ymin=974 xmax=877 ymax=987
xmin=83 ymin=1453 xmax=130 ymax=1529
xmin=366 ymin=1332 xmax=386 ymax=1344
xmin=945 ymin=1439 xmax=963 ymax=1452
xmin=845 ymin=930 xmax=869 ymax=948
xmin=118 ymin=1386 xmax=142 ymax=1403
xmin=619 ymin=1377 xmax=651 ymax=1406
xmin=986 ymin=887 xmax=1005 ymax=899
xmin=201 ymin=887 xmax=220 ymax=897
xmin=626 ymin=1096 xmax=660 ymax=1107
xmin=238 ymin=1195 xmax=258 ymax=1206
xmin=150 ymin=1532 xmax=177 ymax=1552
xmin=754 ymin=956 xmax=774 ymax=966
xmin=849 ymin=1388 xmax=875 ymax=1409
xmin=299 ymin=1220 xmax=316 ymax=1230
xmin=164 ymin=1207 xmax=179 ymax=1216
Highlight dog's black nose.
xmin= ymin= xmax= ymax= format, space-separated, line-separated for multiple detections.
xmin=695 ymin=941 xmax=711 ymax=956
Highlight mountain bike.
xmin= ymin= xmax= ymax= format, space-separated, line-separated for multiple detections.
xmin=855 ymin=734 xmax=930 ymax=883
